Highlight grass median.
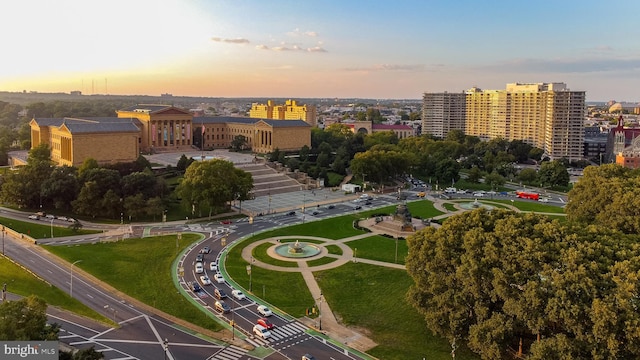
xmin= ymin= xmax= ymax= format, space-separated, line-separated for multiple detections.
xmin=0 ymin=256 xmax=109 ymax=324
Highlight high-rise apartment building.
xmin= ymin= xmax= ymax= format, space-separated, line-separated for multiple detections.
xmin=422 ymin=82 xmax=585 ymax=160
xmin=249 ymin=99 xmax=317 ymax=127
xmin=421 ymin=92 xmax=466 ymax=138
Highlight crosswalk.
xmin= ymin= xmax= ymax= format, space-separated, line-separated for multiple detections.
xmin=211 ymin=345 xmax=249 ymax=360
xmin=245 ymin=321 xmax=309 ymax=347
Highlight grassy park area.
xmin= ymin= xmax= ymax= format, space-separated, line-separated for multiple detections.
xmin=43 ymin=234 xmax=224 ymax=332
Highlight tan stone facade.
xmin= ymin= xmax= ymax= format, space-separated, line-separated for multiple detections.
xmin=30 ymin=105 xmax=311 ymax=167
xmin=249 ymin=99 xmax=317 ymax=127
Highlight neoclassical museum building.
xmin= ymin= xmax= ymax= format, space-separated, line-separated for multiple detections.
xmin=28 ymin=104 xmax=311 ymax=167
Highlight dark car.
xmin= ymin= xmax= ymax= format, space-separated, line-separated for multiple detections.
xmin=190 ymin=281 xmax=202 ymax=292
xmin=199 ymin=246 xmax=210 ymax=254
xmin=214 ymin=288 xmax=228 ymax=299
xmin=312 ymin=211 xmax=319 ymax=215
xmin=327 ymin=205 xmax=335 ymax=209
xmin=287 ymin=211 xmax=296 ymax=216
xmin=196 ymin=253 xmax=204 ymax=262
xmin=365 ymin=201 xmax=372 ymax=205
xmin=355 ymin=206 xmax=362 ymax=210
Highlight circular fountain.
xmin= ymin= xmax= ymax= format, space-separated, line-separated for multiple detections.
xmin=459 ymin=198 xmax=494 ymax=210
xmin=274 ymin=240 xmax=321 ymax=258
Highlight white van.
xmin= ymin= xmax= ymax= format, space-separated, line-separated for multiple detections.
xmin=444 ymin=187 xmax=457 ymax=194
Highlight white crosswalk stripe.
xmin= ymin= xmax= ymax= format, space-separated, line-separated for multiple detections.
xmin=211 ymin=345 xmax=248 ymax=360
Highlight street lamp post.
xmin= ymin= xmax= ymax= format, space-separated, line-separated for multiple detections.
xmin=246 ymin=262 xmax=252 ymax=293
xmin=70 ymin=260 xmax=83 ymax=297
xmin=318 ymin=292 xmax=323 ymax=330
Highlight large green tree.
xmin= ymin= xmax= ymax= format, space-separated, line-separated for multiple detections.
xmin=565 ymin=164 xmax=640 ymax=234
xmin=0 ymin=295 xmax=59 ymax=340
xmin=406 ymin=209 xmax=640 ymax=359
xmin=177 ymin=159 xmax=253 ymax=217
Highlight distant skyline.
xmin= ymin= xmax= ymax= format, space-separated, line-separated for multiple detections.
xmin=3 ymin=0 xmax=640 ymax=102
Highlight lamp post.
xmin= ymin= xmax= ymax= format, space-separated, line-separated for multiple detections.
xmin=2 ymin=226 xmax=5 ymax=256
xmin=50 ymin=218 xmax=54 ymax=238
xmin=70 ymin=260 xmax=83 ymax=297
xmin=318 ymin=292 xmax=323 ymax=330
xmin=246 ymin=262 xmax=252 ymax=293
xmin=103 ymin=304 xmax=117 ymax=324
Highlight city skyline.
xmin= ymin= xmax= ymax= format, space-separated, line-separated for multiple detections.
xmin=3 ymin=0 xmax=640 ymax=102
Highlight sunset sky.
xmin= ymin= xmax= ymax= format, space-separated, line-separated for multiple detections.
xmin=2 ymin=0 xmax=640 ymax=101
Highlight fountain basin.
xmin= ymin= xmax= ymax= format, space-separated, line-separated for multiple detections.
xmin=274 ymin=241 xmax=321 ymax=258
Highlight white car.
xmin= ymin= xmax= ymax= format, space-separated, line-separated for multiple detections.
xmin=199 ymin=275 xmax=211 ymax=286
xmin=58 ymin=216 xmax=68 ymax=221
xmin=231 ymin=289 xmax=246 ymax=300
xmin=257 ymin=305 xmax=273 ymax=317
xmin=213 ymin=273 xmax=225 ymax=284
xmin=28 ymin=214 xmax=39 ymax=220
xmin=195 ymin=262 xmax=204 ymax=274
xmin=209 ymin=261 xmax=218 ymax=271
xmin=253 ymin=324 xmax=271 ymax=339
xmin=473 ymin=192 xmax=485 ymax=197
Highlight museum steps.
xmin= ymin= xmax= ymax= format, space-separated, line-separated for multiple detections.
xmin=237 ymin=164 xmax=303 ymax=198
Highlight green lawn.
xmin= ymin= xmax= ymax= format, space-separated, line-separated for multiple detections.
xmin=43 ymin=234 xmax=223 ymax=332
xmin=316 ymin=263 xmax=477 ymax=360
xmin=0 ymin=216 xmax=101 ymax=239
xmin=0 ymin=256 xmax=109 ymax=324
xmin=252 ymin=242 xmax=299 ymax=267
xmin=487 ymin=199 xmax=566 ymax=213
xmin=225 ymin=242 xmax=313 ymax=317
xmin=443 ymin=203 xmax=457 ymax=212
xmin=406 ymin=200 xmax=444 ymax=219
xmin=345 ymin=235 xmax=408 ymax=265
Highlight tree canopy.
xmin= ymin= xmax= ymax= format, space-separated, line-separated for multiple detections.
xmin=406 ymin=209 xmax=640 ymax=359
xmin=177 ymin=159 xmax=253 ymax=217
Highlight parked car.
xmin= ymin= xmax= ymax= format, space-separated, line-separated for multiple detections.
xmin=253 ymin=324 xmax=271 ymax=339
xmin=58 ymin=216 xmax=68 ymax=221
xmin=232 ymin=289 xmax=246 ymax=300
xmin=189 ymin=281 xmax=202 ymax=292
xmin=257 ymin=317 xmax=274 ymax=330
xmin=257 ymin=305 xmax=273 ymax=317
xmin=354 ymin=206 xmax=362 ymax=210
xmin=67 ymin=218 xmax=77 ymax=223
xmin=209 ymin=261 xmax=218 ymax=271
xmin=28 ymin=214 xmax=39 ymax=220
xmin=327 ymin=205 xmax=335 ymax=209
xmin=195 ymin=262 xmax=204 ymax=274
xmin=199 ymin=275 xmax=211 ymax=286
xmin=45 ymin=214 xmax=56 ymax=219
xmin=213 ymin=273 xmax=225 ymax=283
xmin=312 ymin=211 xmax=319 ymax=215
xmin=220 ymin=220 xmax=232 ymax=225
xmin=287 ymin=211 xmax=296 ymax=216
xmin=214 ymin=300 xmax=230 ymax=313
xmin=213 ymin=288 xmax=227 ymax=299
xmin=473 ymin=192 xmax=485 ymax=197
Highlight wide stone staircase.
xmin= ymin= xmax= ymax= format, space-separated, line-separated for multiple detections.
xmin=237 ymin=164 xmax=303 ymax=198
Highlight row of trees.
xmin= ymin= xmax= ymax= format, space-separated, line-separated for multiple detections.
xmin=0 ymin=145 xmax=168 ymax=220
xmin=407 ymin=164 xmax=640 ymax=359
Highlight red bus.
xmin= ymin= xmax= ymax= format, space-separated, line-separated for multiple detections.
xmin=515 ymin=191 xmax=539 ymax=200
